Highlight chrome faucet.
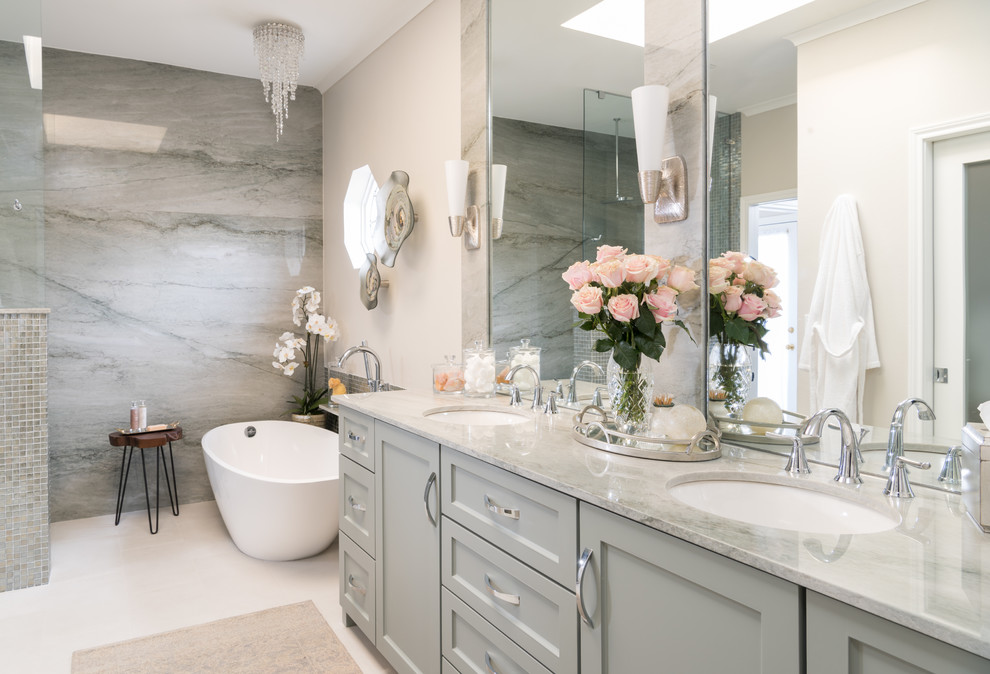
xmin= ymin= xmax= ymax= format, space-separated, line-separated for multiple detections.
xmin=506 ymin=364 xmax=542 ymax=410
xmin=336 ymin=345 xmax=383 ymax=392
xmin=566 ymin=360 xmax=605 ymax=405
xmin=801 ymin=408 xmax=863 ymax=484
xmin=885 ymin=397 xmax=935 ymax=472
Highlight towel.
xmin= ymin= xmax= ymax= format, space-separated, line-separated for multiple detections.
xmin=798 ymin=195 xmax=880 ymax=422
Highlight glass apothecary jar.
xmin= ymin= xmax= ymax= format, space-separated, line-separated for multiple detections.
xmin=432 ymin=355 xmax=464 ymax=395
xmin=508 ymin=338 xmax=541 ymax=391
xmin=463 ymin=340 xmax=496 ymax=398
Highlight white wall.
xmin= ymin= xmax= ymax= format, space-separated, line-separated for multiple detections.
xmin=322 ymin=0 xmax=462 ymax=389
xmin=741 ymin=104 xmax=796 ymax=198
xmin=797 ymin=0 xmax=990 ymax=425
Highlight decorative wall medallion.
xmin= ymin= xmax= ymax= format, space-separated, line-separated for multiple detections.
xmin=374 ymin=170 xmax=415 ymax=267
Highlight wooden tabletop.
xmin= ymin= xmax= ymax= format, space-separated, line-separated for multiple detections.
xmin=108 ymin=427 xmax=183 ymax=448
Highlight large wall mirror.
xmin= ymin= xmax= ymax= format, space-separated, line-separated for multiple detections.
xmin=709 ymin=0 xmax=990 ymax=491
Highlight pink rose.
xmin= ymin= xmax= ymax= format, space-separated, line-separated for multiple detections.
xmin=667 ymin=265 xmax=698 ymax=293
xmin=607 ymin=294 xmax=640 ymax=322
xmin=594 ymin=259 xmax=626 ymax=288
xmin=646 ymin=286 xmax=678 ymax=321
xmin=738 ymin=293 xmax=767 ymax=321
xmin=722 ymin=285 xmax=743 ymax=313
xmin=596 ymin=245 xmax=627 ymax=263
xmin=562 ymin=261 xmax=594 ymax=290
xmin=571 ymin=286 xmax=604 ymax=315
xmin=708 ymin=263 xmax=731 ymax=294
xmin=722 ymin=251 xmax=747 ymax=275
xmin=647 ymin=255 xmax=672 ymax=280
xmin=763 ymin=290 xmax=782 ymax=318
xmin=623 ymin=255 xmax=660 ymax=284
xmin=743 ymin=260 xmax=778 ymax=289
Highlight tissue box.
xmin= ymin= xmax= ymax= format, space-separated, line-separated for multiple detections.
xmin=961 ymin=423 xmax=990 ymax=533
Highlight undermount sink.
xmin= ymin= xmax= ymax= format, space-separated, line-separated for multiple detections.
xmin=422 ymin=406 xmax=530 ymax=426
xmin=668 ymin=474 xmax=901 ymax=535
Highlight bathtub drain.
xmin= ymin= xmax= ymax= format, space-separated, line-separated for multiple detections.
xmin=245 ymin=426 xmax=257 ymax=438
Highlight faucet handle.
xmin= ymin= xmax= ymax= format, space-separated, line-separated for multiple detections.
xmin=937 ymin=446 xmax=963 ymax=486
xmin=883 ymin=455 xmax=931 ymax=498
xmin=508 ymin=385 xmax=523 ymax=407
xmin=554 ymin=380 xmax=565 ymax=398
xmin=591 ymin=387 xmax=605 ymax=408
xmin=544 ymin=391 xmax=559 ymax=415
xmin=769 ymin=432 xmax=812 ymax=475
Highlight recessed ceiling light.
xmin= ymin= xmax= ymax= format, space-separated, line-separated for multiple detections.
xmin=709 ymin=0 xmax=814 ymax=42
xmin=561 ymin=0 xmax=644 ymax=48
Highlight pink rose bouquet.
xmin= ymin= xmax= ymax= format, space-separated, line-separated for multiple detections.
xmin=708 ymin=251 xmax=780 ymax=355
xmin=562 ymin=245 xmax=696 ymax=372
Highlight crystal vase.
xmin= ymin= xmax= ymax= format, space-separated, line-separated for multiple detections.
xmin=607 ymin=353 xmax=655 ymax=435
xmin=707 ymin=337 xmax=754 ymax=415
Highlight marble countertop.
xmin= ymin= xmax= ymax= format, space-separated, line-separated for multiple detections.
xmin=333 ymin=389 xmax=990 ymax=660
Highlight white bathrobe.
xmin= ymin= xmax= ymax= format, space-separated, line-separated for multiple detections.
xmin=798 ymin=195 xmax=880 ymax=423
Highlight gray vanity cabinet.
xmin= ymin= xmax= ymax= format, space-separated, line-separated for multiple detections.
xmin=375 ymin=422 xmax=441 ymax=674
xmin=578 ymin=503 xmax=802 ymax=674
xmin=806 ymin=591 xmax=990 ymax=673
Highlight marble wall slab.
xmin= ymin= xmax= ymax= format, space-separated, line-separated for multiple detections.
xmin=43 ymin=49 xmax=323 ymax=521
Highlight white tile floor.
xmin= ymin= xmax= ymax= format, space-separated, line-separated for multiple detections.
xmin=0 ymin=501 xmax=395 ymax=673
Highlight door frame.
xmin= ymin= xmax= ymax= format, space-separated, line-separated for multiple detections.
xmin=908 ymin=113 xmax=990 ymax=415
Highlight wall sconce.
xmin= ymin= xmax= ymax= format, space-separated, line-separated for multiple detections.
xmin=444 ymin=159 xmax=479 ymax=249
xmin=631 ymin=84 xmax=688 ymax=224
xmin=490 ymin=164 xmax=507 ymax=240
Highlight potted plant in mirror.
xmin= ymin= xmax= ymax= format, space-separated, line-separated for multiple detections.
xmin=708 ymin=251 xmax=781 ymax=414
xmin=272 ymin=286 xmax=340 ymax=426
xmin=563 ymin=245 xmax=697 ymax=435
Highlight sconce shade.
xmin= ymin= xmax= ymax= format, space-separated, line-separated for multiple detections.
xmin=631 ymin=84 xmax=670 ymax=172
xmin=444 ymin=159 xmax=469 ymax=217
xmin=491 ymin=164 xmax=507 ymax=221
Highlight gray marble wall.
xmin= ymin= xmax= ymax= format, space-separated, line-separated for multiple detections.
xmin=43 ymin=49 xmax=323 ymax=521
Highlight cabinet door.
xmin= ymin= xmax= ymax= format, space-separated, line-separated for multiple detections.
xmin=579 ymin=503 xmax=801 ymax=674
xmin=807 ymin=591 xmax=990 ymax=674
xmin=375 ymin=422 xmax=440 ymax=674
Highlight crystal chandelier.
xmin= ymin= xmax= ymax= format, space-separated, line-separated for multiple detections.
xmin=253 ymin=22 xmax=304 ymax=140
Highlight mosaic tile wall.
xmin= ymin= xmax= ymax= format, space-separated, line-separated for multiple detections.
xmin=0 ymin=310 xmax=50 ymax=591
xmin=709 ymin=112 xmax=742 ymax=258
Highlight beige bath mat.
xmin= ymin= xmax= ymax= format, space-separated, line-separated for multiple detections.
xmin=71 ymin=600 xmax=361 ymax=673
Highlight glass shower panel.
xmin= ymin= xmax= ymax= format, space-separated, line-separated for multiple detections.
xmin=965 ymin=160 xmax=990 ymax=422
xmin=0 ymin=19 xmax=45 ymax=308
xmin=582 ymin=89 xmax=642 ymax=260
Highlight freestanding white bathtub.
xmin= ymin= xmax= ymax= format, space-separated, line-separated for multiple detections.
xmin=202 ymin=420 xmax=339 ymax=561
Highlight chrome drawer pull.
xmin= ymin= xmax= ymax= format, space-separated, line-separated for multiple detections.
xmin=484 ymin=651 xmax=499 ymax=674
xmin=347 ymin=431 xmax=362 ymax=442
xmin=424 ymin=472 xmax=438 ymax=527
xmin=347 ymin=574 xmax=366 ymax=596
xmin=576 ymin=547 xmax=594 ymax=627
xmin=347 ymin=495 xmax=366 ymax=512
xmin=484 ymin=494 xmax=520 ymax=520
xmin=484 ymin=574 xmax=521 ymax=606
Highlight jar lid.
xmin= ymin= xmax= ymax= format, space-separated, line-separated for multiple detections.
xmin=464 ymin=339 xmax=492 ymax=356
xmin=510 ymin=338 xmax=540 ymax=355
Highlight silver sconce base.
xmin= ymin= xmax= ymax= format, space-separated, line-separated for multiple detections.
xmin=491 ymin=217 xmax=503 ymax=240
xmin=449 ymin=207 xmax=480 ymax=250
xmin=448 ymin=215 xmax=465 ymax=237
xmin=637 ymin=155 xmax=689 ymax=224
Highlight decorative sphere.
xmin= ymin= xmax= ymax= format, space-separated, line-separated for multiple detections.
xmin=650 ymin=404 xmax=707 ymax=439
xmin=741 ymin=397 xmax=783 ymax=435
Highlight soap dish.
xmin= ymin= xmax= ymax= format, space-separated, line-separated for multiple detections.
xmin=572 ymin=406 xmax=721 ymax=462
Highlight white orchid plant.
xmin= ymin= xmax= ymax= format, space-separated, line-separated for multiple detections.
xmin=272 ymin=286 xmax=340 ymax=415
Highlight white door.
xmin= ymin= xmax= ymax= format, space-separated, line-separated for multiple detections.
xmin=932 ymin=130 xmax=990 ymax=437
xmin=744 ymin=196 xmax=799 ymax=411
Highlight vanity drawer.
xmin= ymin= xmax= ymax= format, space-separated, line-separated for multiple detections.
xmin=442 ymin=588 xmax=553 ymax=674
xmin=441 ymin=447 xmax=577 ymax=586
xmin=339 ymin=409 xmax=375 ymax=471
xmin=442 ymin=517 xmax=577 ymax=673
xmin=340 ymin=456 xmax=375 ymax=557
xmin=339 ymin=532 xmax=375 ymax=645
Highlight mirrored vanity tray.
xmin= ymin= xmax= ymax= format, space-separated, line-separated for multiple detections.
xmin=572 ymin=406 xmax=721 ymax=461
xmin=711 ymin=409 xmax=817 ymax=445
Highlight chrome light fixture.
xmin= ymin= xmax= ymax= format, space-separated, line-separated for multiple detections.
xmin=444 ymin=159 xmax=479 ymax=249
xmin=253 ymin=22 xmax=304 ymax=140
xmin=631 ymin=84 xmax=688 ymax=223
